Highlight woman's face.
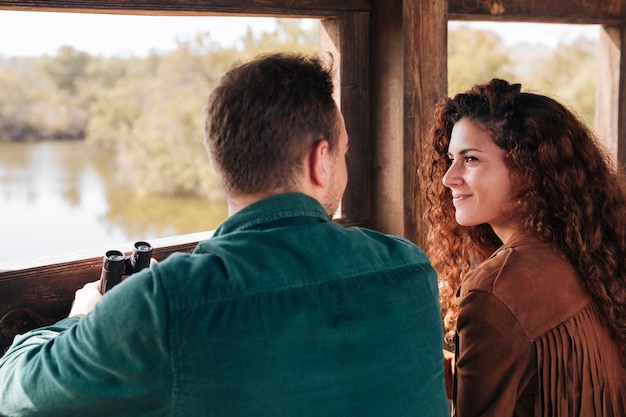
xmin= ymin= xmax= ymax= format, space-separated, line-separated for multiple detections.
xmin=442 ymin=118 xmax=519 ymax=243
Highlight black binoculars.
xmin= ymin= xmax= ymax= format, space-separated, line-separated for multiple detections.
xmin=100 ymin=241 xmax=153 ymax=294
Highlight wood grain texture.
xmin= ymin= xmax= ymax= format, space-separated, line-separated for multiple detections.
xmin=0 ymin=233 xmax=211 ymax=353
xmin=0 ymin=0 xmax=368 ymax=16
xmin=403 ymin=0 xmax=447 ymax=247
xmin=369 ymin=0 xmax=405 ymax=237
xmin=448 ymin=0 xmax=626 ymax=23
xmin=3 ymin=0 xmax=624 ymax=21
xmin=596 ymin=26 xmax=622 ymax=165
xmin=617 ymin=27 xmax=626 ymax=171
xmin=321 ymin=13 xmax=371 ymax=226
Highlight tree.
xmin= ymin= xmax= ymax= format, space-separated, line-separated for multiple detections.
xmin=42 ymin=46 xmax=91 ymax=95
xmin=448 ymin=27 xmax=597 ymax=126
xmin=83 ymin=18 xmax=318 ymax=200
xmin=448 ymin=26 xmax=513 ymax=95
xmin=526 ymin=37 xmax=597 ymax=126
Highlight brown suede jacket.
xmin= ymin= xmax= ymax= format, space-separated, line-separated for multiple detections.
xmin=453 ymin=232 xmax=626 ymax=417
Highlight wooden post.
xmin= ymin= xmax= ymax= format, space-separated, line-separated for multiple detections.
xmin=596 ymin=25 xmax=626 ymax=171
xmin=370 ymin=0 xmax=405 ymax=237
xmin=403 ymin=0 xmax=448 ymax=247
xmin=320 ymin=13 xmax=371 ymax=227
xmin=369 ymin=0 xmax=448 ymax=247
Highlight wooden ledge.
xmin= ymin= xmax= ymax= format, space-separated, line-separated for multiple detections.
xmin=0 ymin=230 xmax=214 ymax=353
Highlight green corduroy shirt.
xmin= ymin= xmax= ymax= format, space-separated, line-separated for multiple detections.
xmin=0 ymin=193 xmax=449 ymax=417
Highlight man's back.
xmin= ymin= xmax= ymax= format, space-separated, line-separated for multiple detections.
xmin=0 ymin=193 xmax=448 ymax=416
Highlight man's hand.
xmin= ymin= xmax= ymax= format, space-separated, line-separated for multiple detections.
xmin=68 ymin=280 xmax=103 ymax=318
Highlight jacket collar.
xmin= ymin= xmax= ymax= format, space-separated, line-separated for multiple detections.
xmin=489 ymin=229 xmax=544 ymax=259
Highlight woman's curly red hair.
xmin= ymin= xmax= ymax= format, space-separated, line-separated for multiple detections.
xmin=420 ymin=79 xmax=626 ymax=363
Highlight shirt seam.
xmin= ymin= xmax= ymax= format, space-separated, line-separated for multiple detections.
xmin=172 ymin=260 xmax=432 ymax=309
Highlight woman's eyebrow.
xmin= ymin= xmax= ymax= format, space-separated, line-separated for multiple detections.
xmin=447 ymin=147 xmax=483 ymax=156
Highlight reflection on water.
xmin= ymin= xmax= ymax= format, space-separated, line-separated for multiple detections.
xmin=0 ymin=141 xmax=228 ymax=265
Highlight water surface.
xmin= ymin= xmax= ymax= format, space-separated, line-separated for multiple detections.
xmin=0 ymin=141 xmax=227 ymax=266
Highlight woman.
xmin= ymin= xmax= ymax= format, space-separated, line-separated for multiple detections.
xmin=421 ymin=78 xmax=626 ymax=416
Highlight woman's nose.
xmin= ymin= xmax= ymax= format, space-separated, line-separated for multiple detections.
xmin=442 ymin=161 xmax=460 ymax=187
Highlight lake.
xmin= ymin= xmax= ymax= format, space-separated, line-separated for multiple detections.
xmin=0 ymin=140 xmax=228 ymax=266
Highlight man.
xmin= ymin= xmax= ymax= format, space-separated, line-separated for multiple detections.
xmin=0 ymin=53 xmax=449 ymax=416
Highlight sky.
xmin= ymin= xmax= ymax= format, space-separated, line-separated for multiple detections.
xmin=449 ymin=21 xmax=599 ymax=47
xmin=0 ymin=10 xmax=600 ymax=58
xmin=0 ymin=11 xmax=281 ymax=57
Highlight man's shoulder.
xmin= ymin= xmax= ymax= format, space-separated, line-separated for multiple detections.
xmin=153 ymin=251 xmax=225 ymax=283
xmin=155 ymin=226 xmax=434 ymax=296
xmin=346 ymin=226 xmax=427 ymax=254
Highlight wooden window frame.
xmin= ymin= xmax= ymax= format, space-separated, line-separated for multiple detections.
xmin=1 ymin=0 xmax=625 ymax=354
xmin=0 ymin=0 xmax=371 ymax=353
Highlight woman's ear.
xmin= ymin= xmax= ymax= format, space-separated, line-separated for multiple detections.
xmin=309 ymin=140 xmax=330 ymax=188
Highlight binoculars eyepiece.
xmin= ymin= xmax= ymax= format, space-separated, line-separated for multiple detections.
xmin=100 ymin=241 xmax=153 ymax=294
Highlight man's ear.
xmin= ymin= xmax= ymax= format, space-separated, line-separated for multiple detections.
xmin=309 ymin=139 xmax=330 ymax=188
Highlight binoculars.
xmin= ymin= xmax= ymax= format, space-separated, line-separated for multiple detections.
xmin=100 ymin=241 xmax=153 ymax=294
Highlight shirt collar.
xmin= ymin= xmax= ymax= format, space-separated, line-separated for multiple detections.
xmin=212 ymin=193 xmax=331 ymax=237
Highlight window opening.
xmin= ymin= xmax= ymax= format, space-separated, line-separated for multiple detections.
xmin=0 ymin=11 xmax=319 ymax=267
xmin=447 ymin=21 xmax=599 ymax=127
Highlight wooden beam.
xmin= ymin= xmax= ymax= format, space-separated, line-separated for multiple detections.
xmin=0 ymin=232 xmax=212 ymax=353
xmin=596 ymin=25 xmax=626 ymax=171
xmin=618 ymin=29 xmax=626 ymax=169
xmin=369 ymin=0 xmax=448 ymax=246
xmin=448 ymin=0 xmax=626 ymax=24
xmin=403 ymin=0 xmax=448 ymax=247
xmin=369 ymin=0 xmax=404 ymax=237
xmin=321 ymin=13 xmax=371 ymax=227
xmin=596 ymin=26 xmax=621 ymax=165
xmin=0 ymin=0 xmax=368 ymax=16
xmin=3 ymin=0 xmax=625 ymax=22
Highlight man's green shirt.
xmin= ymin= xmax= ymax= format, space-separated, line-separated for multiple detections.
xmin=0 ymin=193 xmax=448 ymax=416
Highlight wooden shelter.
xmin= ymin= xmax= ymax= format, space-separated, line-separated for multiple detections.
xmin=1 ymin=0 xmax=625 ymax=353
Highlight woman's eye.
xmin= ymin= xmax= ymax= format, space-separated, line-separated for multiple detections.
xmin=464 ymin=155 xmax=478 ymax=163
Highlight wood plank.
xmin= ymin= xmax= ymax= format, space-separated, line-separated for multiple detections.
xmin=320 ymin=13 xmax=371 ymax=226
xmin=0 ymin=0 xmax=369 ymax=16
xmin=3 ymin=0 xmax=625 ymax=22
xmin=448 ymin=0 xmax=626 ymax=23
xmin=403 ymin=0 xmax=448 ymax=247
xmin=595 ymin=25 xmax=626 ymax=173
xmin=596 ymin=26 xmax=621 ymax=166
xmin=0 ymin=232 xmax=212 ymax=353
xmin=369 ymin=0 xmax=405 ymax=237
xmin=612 ymin=26 xmax=626 ymax=173
xmin=618 ymin=28 xmax=626 ymax=171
